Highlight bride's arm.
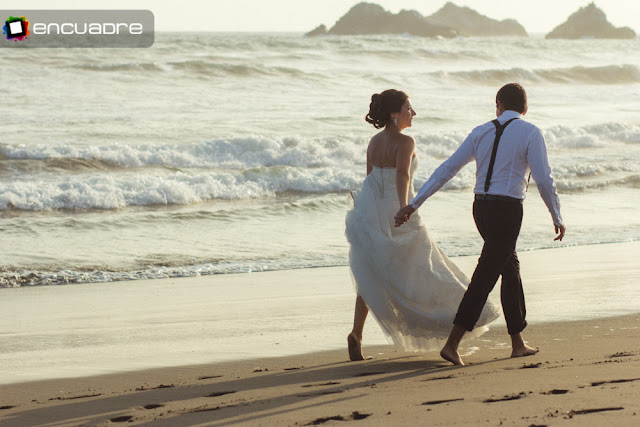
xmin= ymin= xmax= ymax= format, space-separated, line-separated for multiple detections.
xmin=395 ymin=136 xmax=416 ymax=207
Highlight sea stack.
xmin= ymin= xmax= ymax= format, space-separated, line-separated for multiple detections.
xmin=546 ymin=2 xmax=636 ymax=39
xmin=305 ymin=24 xmax=327 ymax=37
xmin=427 ymin=2 xmax=528 ymax=37
xmin=306 ymin=2 xmax=457 ymax=38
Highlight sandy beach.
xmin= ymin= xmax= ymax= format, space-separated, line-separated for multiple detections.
xmin=3 ymin=10 xmax=640 ymax=426
xmin=1 ymin=241 xmax=639 ymax=425
xmin=1 ymin=314 xmax=638 ymax=426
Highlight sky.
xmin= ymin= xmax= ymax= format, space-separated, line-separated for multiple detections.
xmin=15 ymin=1 xmax=640 ymax=35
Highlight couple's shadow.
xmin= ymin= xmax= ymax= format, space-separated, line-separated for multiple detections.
xmin=3 ymin=348 xmax=515 ymax=427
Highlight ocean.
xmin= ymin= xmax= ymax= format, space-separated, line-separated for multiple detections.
xmin=1 ymin=32 xmax=640 ymax=288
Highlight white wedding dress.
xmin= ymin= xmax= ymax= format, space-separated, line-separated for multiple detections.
xmin=345 ymin=159 xmax=500 ymax=351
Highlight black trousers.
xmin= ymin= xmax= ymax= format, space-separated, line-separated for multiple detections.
xmin=453 ymin=200 xmax=527 ymax=335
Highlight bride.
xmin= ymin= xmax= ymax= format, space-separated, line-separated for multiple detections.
xmin=345 ymin=89 xmax=499 ymax=361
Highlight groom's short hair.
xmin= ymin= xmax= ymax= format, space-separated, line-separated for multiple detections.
xmin=496 ymin=83 xmax=527 ymax=113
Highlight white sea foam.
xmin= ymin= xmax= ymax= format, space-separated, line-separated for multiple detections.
xmin=0 ymin=257 xmax=341 ymax=288
xmin=544 ymin=122 xmax=640 ymax=148
xmin=443 ymin=64 xmax=640 ymax=85
xmin=0 ymin=135 xmax=364 ymax=170
xmin=2 ymin=122 xmax=637 ymax=169
xmin=0 ymin=167 xmax=361 ymax=210
xmin=1 ymin=121 xmax=638 ymax=210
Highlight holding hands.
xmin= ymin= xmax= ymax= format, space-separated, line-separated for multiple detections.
xmin=394 ymin=205 xmax=415 ymax=227
xmin=394 ymin=204 xmax=567 ymax=242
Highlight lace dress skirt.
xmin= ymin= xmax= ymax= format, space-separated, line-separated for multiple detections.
xmin=345 ymin=164 xmax=500 ymax=351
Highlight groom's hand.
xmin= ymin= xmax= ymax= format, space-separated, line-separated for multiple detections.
xmin=394 ymin=205 xmax=415 ymax=227
xmin=554 ymin=223 xmax=566 ymax=241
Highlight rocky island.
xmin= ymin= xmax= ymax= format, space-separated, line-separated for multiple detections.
xmin=546 ymin=2 xmax=636 ymax=39
xmin=305 ymin=2 xmax=527 ymax=38
xmin=306 ymin=2 xmax=456 ymax=38
xmin=428 ymin=2 xmax=527 ymax=37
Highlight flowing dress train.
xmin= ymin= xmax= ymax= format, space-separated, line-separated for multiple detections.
xmin=345 ymin=160 xmax=500 ymax=351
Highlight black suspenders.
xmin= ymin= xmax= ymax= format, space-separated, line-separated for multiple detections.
xmin=484 ymin=118 xmax=519 ymax=194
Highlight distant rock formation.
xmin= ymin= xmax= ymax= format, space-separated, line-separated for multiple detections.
xmin=307 ymin=2 xmax=457 ymax=38
xmin=428 ymin=2 xmax=527 ymax=37
xmin=546 ymin=3 xmax=636 ymax=39
xmin=305 ymin=2 xmax=529 ymax=38
xmin=329 ymin=3 xmax=457 ymax=38
xmin=305 ymin=24 xmax=327 ymax=37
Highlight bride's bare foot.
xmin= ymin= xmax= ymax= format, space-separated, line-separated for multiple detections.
xmin=440 ymin=347 xmax=465 ymax=366
xmin=511 ymin=344 xmax=539 ymax=358
xmin=348 ymin=333 xmax=364 ymax=361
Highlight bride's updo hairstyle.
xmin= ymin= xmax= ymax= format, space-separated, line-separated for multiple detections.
xmin=365 ymin=89 xmax=408 ymax=129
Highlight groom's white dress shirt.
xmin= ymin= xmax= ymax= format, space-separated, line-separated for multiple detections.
xmin=410 ymin=110 xmax=564 ymax=226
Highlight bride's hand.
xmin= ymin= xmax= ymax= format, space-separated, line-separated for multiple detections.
xmin=394 ymin=205 xmax=415 ymax=227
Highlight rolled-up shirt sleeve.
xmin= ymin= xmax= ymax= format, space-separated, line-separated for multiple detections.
xmin=527 ymin=130 xmax=564 ymax=226
xmin=410 ymin=134 xmax=475 ymax=209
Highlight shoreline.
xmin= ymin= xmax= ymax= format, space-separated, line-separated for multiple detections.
xmin=1 ymin=238 xmax=637 ymax=290
xmin=1 ymin=313 xmax=638 ymax=425
xmin=0 ymin=241 xmax=638 ymax=388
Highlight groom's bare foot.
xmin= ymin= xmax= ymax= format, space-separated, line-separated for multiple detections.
xmin=440 ymin=347 xmax=465 ymax=366
xmin=510 ymin=333 xmax=539 ymax=358
xmin=511 ymin=344 xmax=539 ymax=358
xmin=348 ymin=333 xmax=364 ymax=361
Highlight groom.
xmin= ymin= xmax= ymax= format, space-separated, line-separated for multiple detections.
xmin=394 ymin=83 xmax=566 ymax=365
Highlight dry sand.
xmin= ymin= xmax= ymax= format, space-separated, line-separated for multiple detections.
xmin=1 ymin=314 xmax=639 ymax=426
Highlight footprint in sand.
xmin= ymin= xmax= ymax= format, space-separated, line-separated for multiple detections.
xmin=352 ymin=371 xmax=385 ymax=377
xmin=609 ymin=351 xmax=634 ymax=358
xmin=483 ymin=392 xmax=529 ymax=403
xmin=541 ymin=389 xmax=569 ymax=395
xmin=590 ymin=378 xmax=640 ymax=386
xmin=207 ymin=391 xmax=236 ymax=397
xmin=198 ymin=375 xmax=223 ymax=380
xmin=568 ymin=407 xmax=624 ymax=416
xmin=520 ymin=362 xmax=542 ymax=369
xmin=307 ymin=414 xmax=345 ymax=424
xmin=110 ymin=415 xmax=133 ymax=423
xmin=142 ymin=404 xmax=165 ymax=410
xmin=48 ymin=393 xmax=102 ymax=401
xmin=422 ymin=398 xmax=464 ymax=405
xmin=135 ymin=384 xmax=174 ymax=391
xmin=306 ymin=411 xmax=371 ymax=425
xmin=301 ymin=381 xmax=341 ymax=388
xmin=297 ymin=390 xmax=343 ymax=397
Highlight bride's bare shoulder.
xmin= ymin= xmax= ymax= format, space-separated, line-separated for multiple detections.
xmin=396 ymin=134 xmax=415 ymax=151
xmin=368 ymin=131 xmax=386 ymax=143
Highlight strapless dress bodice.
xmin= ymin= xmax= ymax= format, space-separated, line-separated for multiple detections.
xmin=368 ymin=159 xmax=418 ymax=197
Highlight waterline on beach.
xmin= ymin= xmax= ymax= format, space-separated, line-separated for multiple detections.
xmin=0 ymin=242 xmax=637 ymax=385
